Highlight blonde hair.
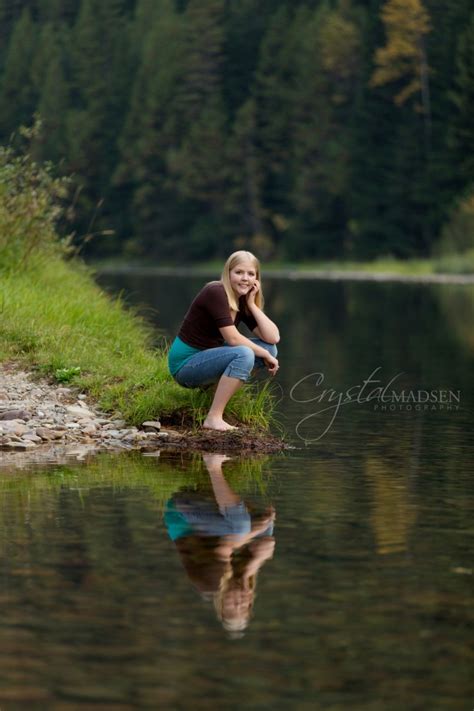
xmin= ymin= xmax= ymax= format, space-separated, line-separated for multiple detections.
xmin=220 ymin=250 xmax=264 ymax=313
xmin=213 ymin=568 xmax=256 ymax=634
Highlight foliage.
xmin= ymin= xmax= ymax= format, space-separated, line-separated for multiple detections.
xmin=370 ymin=0 xmax=431 ymax=107
xmin=449 ymin=11 xmax=474 ymax=185
xmin=434 ymin=190 xmax=474 ymax=256
xmin=54 ymin=365 xmax=81 ymax=382
xmin=0 ymin=125 xmax=70 ymax=271
xmin=0 ymin=0 xmax=472 ymax=263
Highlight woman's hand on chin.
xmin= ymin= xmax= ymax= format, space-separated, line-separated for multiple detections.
xmin=245 ymin=280 xmax=260 ymax=308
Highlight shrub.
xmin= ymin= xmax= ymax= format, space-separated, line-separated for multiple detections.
xmin=0 ymin=125 xmax=70 ymax=273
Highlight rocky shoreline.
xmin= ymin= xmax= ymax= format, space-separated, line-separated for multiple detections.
xmin=0 ymin=363 xmax=287 ymax=467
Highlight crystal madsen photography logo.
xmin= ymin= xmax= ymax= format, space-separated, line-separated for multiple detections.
xmin=290 ymin=367 xmax=461 ymax=443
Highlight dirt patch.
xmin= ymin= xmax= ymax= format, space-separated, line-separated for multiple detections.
xmin=143 ymin=425 xmax=289 ymax=454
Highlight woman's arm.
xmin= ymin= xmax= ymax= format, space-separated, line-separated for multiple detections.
xmin=249 ymin=306 xmax=280 ymax=344
xmin=246 ymin=281 xmax=280 ymax=344
xmin=219 ymin=325 xmax=279 ymax=375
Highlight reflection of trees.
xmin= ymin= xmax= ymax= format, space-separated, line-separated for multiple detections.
xmin=365 ymin=455 xmax=417 ymax=554
xmin=435 ymin=285 xmax=474 ymax=353
xmin=277 ymin=279 xmax=473 ymax=390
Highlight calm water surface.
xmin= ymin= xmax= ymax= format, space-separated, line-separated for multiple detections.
xmin=0 ymin=274 xmax=472 ymax=710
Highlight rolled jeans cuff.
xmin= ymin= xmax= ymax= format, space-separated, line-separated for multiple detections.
xmin=224 ymin=364 xmax=252 ymax=381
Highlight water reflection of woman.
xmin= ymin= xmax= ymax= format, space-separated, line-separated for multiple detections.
xmin=164 ymin=454 xmax=275 ymax=636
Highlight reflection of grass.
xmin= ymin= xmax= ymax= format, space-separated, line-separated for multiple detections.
xmin=0 ymin=451 xmax=272 ymax=509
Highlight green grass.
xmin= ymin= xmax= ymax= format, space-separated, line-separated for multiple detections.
xmin=0 ymin=254 xmax=278 ymax=430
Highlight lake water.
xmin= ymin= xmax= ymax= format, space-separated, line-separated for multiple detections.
xmin=0 ymin=272 xmax=472 ymax=710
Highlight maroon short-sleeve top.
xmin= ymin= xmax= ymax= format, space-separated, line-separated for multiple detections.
xmin=178 ymin=281 xmax=258 ymax=349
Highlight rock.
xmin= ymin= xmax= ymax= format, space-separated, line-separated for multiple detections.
xmin=36 ymin=428 xmax=64 ymax=441
xmin=160 ymin=429 xmax=181 ymax=439
xmin=83 ymin=424 xmax=97 ymax=435
xmin=122 ymin=433 xmax=138 ymax=442
xmin=55 ymin=388 xmax=73 ymax=402
xmin=142 ymin=420 xmax=161 ymax=432
xmin=77 ymin=417 xmax=94 ymax=425
xmin=66 ymin=405 xmax=95 ymax=418
xmin=22 ymin=433 xmax=43 ymax=443
xmin=1 ymin=422 xmax=29 ymax=436
xmin=1 ymin=441 xmax=36 ymax=451
xmin=0 ymin=409 xmax=30 ymax=421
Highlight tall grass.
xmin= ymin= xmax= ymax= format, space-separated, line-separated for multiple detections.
xmin=0 ymin=133 xmax=277 ymax=430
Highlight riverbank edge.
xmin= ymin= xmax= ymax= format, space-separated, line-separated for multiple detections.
xmin=0 ymin=362 xmax=289 ymax=465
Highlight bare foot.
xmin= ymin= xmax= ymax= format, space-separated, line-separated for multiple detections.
xmin=203 ymin=416 xmax=238 ymax=431
xmin=202 ymin=453 xmax=232 ymax=465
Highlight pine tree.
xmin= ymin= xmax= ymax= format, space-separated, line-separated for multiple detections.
xmin=221 ymin=0 xmax=287 ymax=119
xmin=178 ymin=0 xmax=225 ymax=122
xmin=227 ymin=98 xmax=266 ymax=248
xmin=253 ymin=5 xmax=301 ymax=249
xmin=30 ymin=22 xmax=61 ymax=96
xmin=34 ymin=41 xmax=70 ymax=164
xmin=288 ymin=1 xmax=363 ymax=258
xmin=0 ymin=0 xmax=28 ymax=68
xmin=37 ymin=0 xmax=80 ymax=25
xmin=450 ymin=12 xmax=474 ymax=187
xmin=67 ymin=0 xmax=133 ymax=243
xmin=0 ymin=9 xmax=37 ymax=139
xmin=370 ymin=0 xmax=432 ymax=144
xmin=115 ymin=0 xmax=189 ymax=258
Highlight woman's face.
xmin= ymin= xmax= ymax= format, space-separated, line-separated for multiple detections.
xmin=229 ymin=260 xmax=257 ymax=298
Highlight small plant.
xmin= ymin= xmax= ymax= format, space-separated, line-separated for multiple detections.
xmin=55 ymin=366 xmax=81 ymax=383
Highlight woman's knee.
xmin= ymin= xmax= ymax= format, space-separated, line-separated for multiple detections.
xmin=249 ymin=337 xmax=277 ymax=358
xmin=224 ymin=345 xmax=255 ymax=380
xmin=267 ymin=343 xmax=278 ymax=358
xmin=260 ymin=342 xmax=278 ymax=358
xmin=233 ymin=345 xmax=255 ymax=367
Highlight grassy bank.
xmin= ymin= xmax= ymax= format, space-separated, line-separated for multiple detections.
xmin=0 ymin=255 xmax=277 ymax=429
xmin=0 ymin=140 xmax=276 ymax=431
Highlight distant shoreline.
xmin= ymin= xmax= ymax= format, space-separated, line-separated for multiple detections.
xmin=95 ymin=264 xmax=474 ymax=286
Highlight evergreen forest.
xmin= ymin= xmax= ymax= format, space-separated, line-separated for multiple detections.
xmin=1 ymin=0 xmax=473 ymax=263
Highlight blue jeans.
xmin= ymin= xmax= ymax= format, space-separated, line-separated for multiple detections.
xmin=173 ymin=338 xmax=278 ymax=389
